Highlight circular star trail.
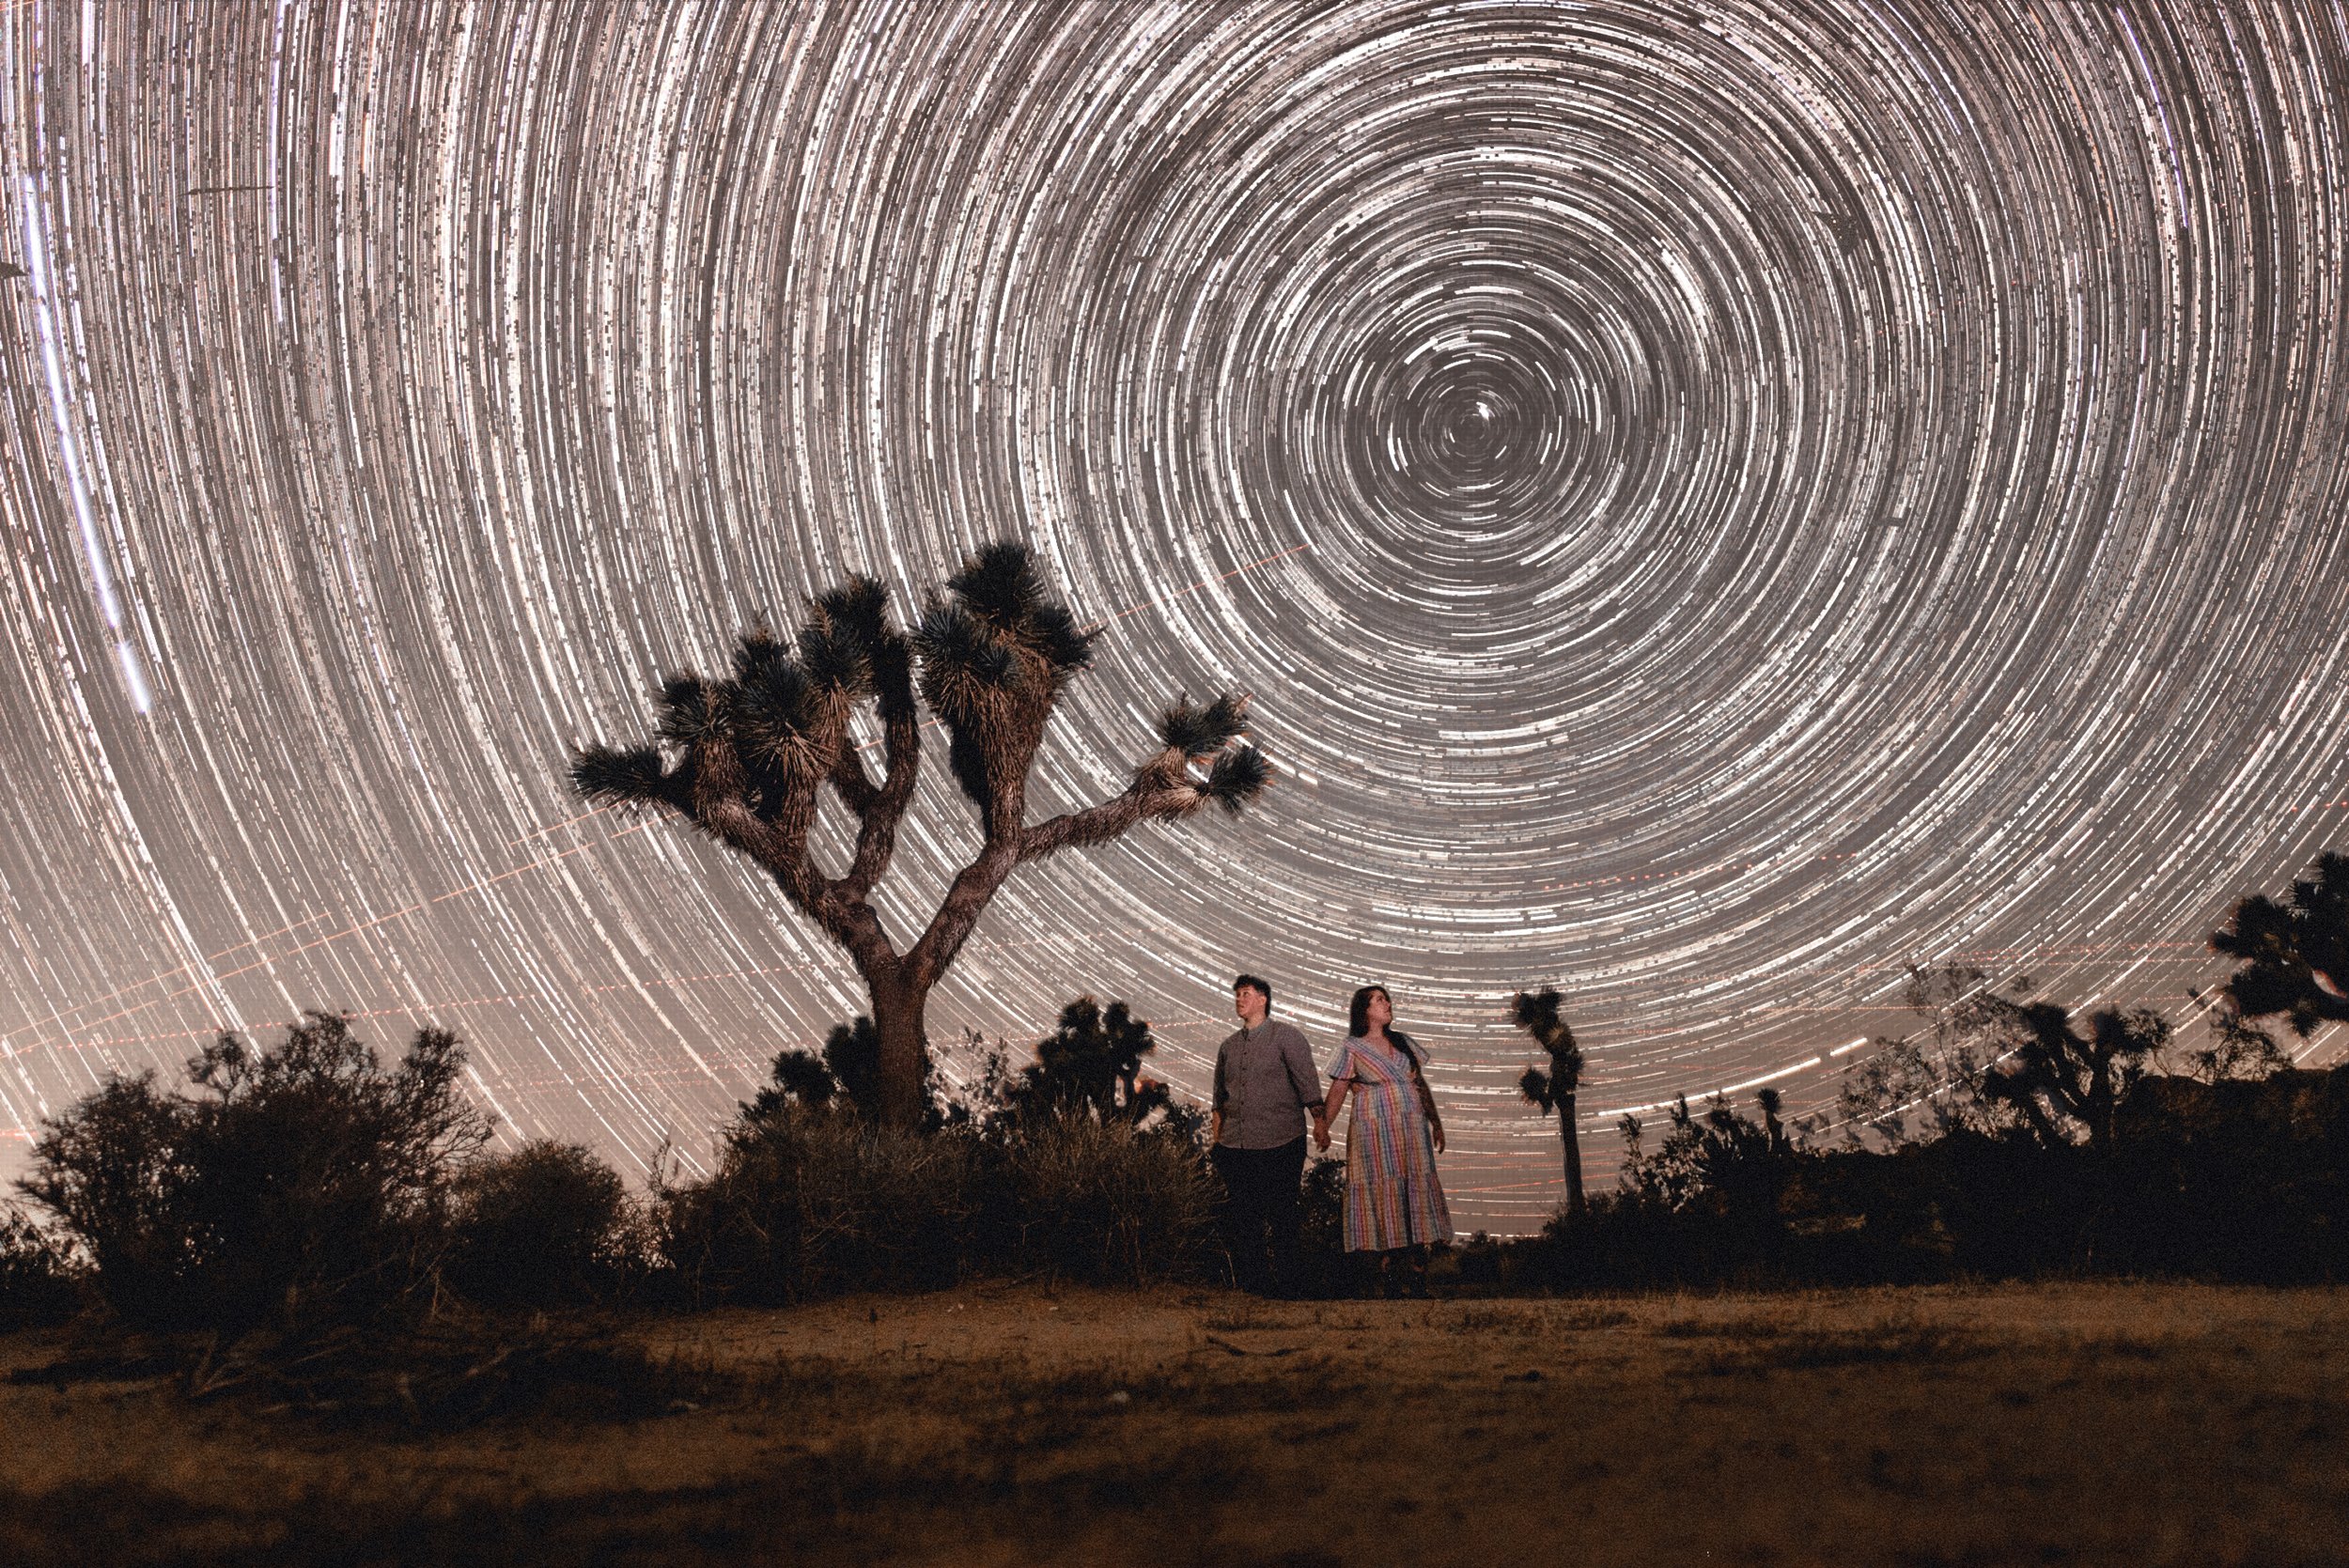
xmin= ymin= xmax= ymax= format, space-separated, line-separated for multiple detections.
xmin=5 ymin=1 xmax=2348 ymax=1228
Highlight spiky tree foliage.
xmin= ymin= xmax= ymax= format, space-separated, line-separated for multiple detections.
xmin=571 ymin=542 xmax=1269 ymax=1128
xmin=734 ymin=1017 xmax=942 ymax=1145
xmin=741 ymin=1048 xmax=843 ymax=1122
xmin=812 ymin=1019 xmax=880 ymax=1114
xmin=1011 ymin=996 xmax=1171 ymax=1125
xmin=1980 ymin=1002 xmax=2170 ymax=1150
xmin=1511 ymin=986 xmax=1587 ymax=1215
xmin=2211 ymin=851 xmax=2349 ymax=1037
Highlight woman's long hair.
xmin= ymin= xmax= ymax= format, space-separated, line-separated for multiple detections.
xmin=1347 ymin=985 xmax=1420 ymax=1070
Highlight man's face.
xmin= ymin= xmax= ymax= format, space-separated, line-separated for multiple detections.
xmin=1234 ymin=986 xmax=1268 ymax=1028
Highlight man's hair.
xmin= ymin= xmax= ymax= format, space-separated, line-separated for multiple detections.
xmin=1233 ymin=973 xmax=1273 ymax=1009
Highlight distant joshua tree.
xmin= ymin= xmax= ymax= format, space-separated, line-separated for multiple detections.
xmin=1010 ymin=996 xmax=1172 ymax=1125
xmin=1511 ymin=986 xmax=1587 ymax=1215
xmin=1755 ymin=1086 xmax=1789 ymax=1154
xmin=2211 ymin=850 xmax=2349 ymax=1038
xmin=1981 ymin=1001 xmax=2169 ymax=1150
xmin=572 ymin=543 xmax=1268 ymax=1129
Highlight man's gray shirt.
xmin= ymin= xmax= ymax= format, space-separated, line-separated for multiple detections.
xmin=1212 ymin=1020 xmax=1320 ymax=1149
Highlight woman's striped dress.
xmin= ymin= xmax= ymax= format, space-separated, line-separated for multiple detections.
xmin=1326 ymin=1034 xmax=1454 ymax=1251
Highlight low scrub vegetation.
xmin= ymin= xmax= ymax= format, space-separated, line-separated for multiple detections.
xmin=18 ymin=1013 xmax=490 ymax=1337
xmin=2 ymin=995 xmax=1309 ymax=1415
xmin=1 ymin=1206 xmax=80 ymax=1329
xmin=446 ymin=1140 xmax=644 ymax=1310
xmin=656 ymin=1109 xmax=980 ymax=1304
xmin=8 ymin=851 xmax=2349 ymax=1417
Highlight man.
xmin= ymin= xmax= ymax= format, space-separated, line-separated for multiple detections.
xmin=1209 ymin=973 xmax=1325 ymax=1296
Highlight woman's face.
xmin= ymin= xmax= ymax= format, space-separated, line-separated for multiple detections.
xmin=1366 ymin=988 xmax=1392 ymax=1031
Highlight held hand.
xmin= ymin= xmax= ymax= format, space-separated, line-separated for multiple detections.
xmin=1315 ymin=1121 xmax=1332 ymax=1152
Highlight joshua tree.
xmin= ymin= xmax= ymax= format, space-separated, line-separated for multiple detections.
xmin=1981 ymin=1001 xmax=2169 ymax=1150
xmin=571 ymin=542 xmax=1268 ymax=1129
xmin=2210 ymin=850 xmax=2349 ymax=1037
xmin=1755 ymin=1086 xmax=1789 ymax=1154
xmin=1008 ymin=995 xmax=1171 ymax=1125
xmin=1512 ymin=986 xmax=1587 ymax=1215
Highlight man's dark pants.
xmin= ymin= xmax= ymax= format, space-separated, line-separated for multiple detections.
xmin=1212 ymin=1136 xmax=1307 ymax=1296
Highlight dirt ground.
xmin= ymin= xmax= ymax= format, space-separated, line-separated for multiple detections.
xmin=4 ymin=1281 xmax=2344 ymax=1566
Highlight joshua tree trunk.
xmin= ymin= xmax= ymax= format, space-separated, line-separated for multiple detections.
xmin=1560 ymin=1093 xmax=1586 ymax=1216
xmin=868 ymin=974 xmax=930 ymax=1130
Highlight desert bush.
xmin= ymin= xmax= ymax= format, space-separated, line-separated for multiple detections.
xmin=15 ymin=1013 xmax=490 ymax=1335
xmin=2100 ymin=1066 xmax=2349 ymax=1281
xmin=656 ymin=1108 xmax=977 ymax=1304
xmin=743 ymin=1019 xmax=952 ymax=1128
xmin=0 ymin=1205 xmax=82 ymax=1328
xmin=1829 ymin=965 xmax=2028 ymax=1149
xmin=1288 ymin=1153 xmax=1348 ymax=1296
xmin=1617 ymin=1094 xmax=1783 ymax=1218
xmin=998 ymin=997 xmax=1175 ymax=1126
xmin=448 ymin=1141 xmax=640 ymax=1309
xmin=995 ymin=1112 xmax=1215 ymax=1285
xmin=1521 ymin=1059 xmax=2349 ymax=1291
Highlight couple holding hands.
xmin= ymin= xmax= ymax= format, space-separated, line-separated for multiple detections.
xmin=1207 ymin=974 xmax=1454 ymax=1297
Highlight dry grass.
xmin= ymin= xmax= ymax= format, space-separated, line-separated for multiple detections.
xmin=4 ymin=1281 xmax=2345 ymax=1566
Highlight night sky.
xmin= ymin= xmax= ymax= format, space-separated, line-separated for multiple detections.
xmin=5 ymin=1 xmax=2347 ymax=1230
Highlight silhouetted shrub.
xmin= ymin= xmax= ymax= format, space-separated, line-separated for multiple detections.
xmin=15 ymin=1013 xmax=491 ymax=1335
xmin=658 ymin=1023 xmax=1234 ymax=1297
xmin=2101 ymin=1067 xmax=2349 ymax=1281
xmin=1290 ymin=1154 xmax=1348 ymax=1296
xmin=740 ymin=1019 xmax=950 ymax=1128
xmin=1618 ymin=1094 xmax=1783 ymax=1219
xmin=1452 ymin=1231 xmax=1506 ymax=1293
xmin=448 ymin=1141 xmax=639 ymax=1309
xmin=1517 ymin=1058 xmax=2349 ymax=1291
xmin=998 ymin=997 xmax=1175 ymax=1126
xmin=995 ymin=1114 xmax=1214 ymax=1284
xmin=0 ymin=1205 xmax=82 ymax=1328
xmin=655 ymin=1108 xmax=976 ymax=1304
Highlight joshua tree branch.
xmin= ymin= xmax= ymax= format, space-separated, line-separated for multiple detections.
xmin=828 ymin=748 xmax=880 ymax=815
xmin=682 ymin=729 xmax=902 ymax=969
xmin=1020 ymin=782 xmax=1201 ymax=863
xmin=905 ymin=778 xmax=1030 ymax=991
xmin=822 ymin=893 xmax=905 ymax=980
xmin=839 ymin=706 xmax=922 ymax=901
xmin=1019 ymin=751 xmax=1199 ymax=864
xmin=690 ymin=737 xmax=802 ymax=893
xmin=2007 ymin=1083 xmax=2066 ymax=1148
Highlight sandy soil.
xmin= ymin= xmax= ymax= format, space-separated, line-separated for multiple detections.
xmin=4 ymin=1281 xmax=2344 ymax=1566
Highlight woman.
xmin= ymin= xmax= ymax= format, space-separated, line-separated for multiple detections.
xmin=1317 ymin=985 xmax=1454 ymax=1296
